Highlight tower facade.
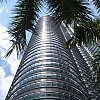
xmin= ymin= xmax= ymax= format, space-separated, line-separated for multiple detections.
xmin=5 ymin=16 xmax=98 ymax=100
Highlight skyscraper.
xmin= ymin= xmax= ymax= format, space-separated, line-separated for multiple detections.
xmin=5 ymin=16 xmax=99 ymax=100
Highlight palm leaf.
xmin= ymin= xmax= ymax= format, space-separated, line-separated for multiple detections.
xmin=92 ymin=0 xmax=100 ymax=11
xmin=74 ymin=19 xmax=100 ymax=45
xmin=47 ymin=0 xmax=92 ymax=23
xmin=65 ymin=18 xmax=100 ymax=47
xmin=6 ymin=0 xmax=41 ymax=57
xmin=5 ymin=40 xmax=16 ymax=57
xmin=92 ymin=49 xmax=100 ymax=92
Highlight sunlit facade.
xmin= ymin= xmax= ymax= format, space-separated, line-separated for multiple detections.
xmin=5 ymin=16 xmax=99 ymax=100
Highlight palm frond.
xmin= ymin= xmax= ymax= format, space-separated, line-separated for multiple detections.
xmin=5 ymin=44 xmax=15 ymax=58
xmin=6 ymin=0 xmax=41 ymax=57
xmin=74 ymin=19 xmax=100 ymax=45
xmin=66 ymin=18 xmax=100 ymax=46
xmin=75 ymin=22 xmax=100 ymax=44
xmin=92 ymin=49 xmax=100 ymax=92
xmin=47 ymin=0 xmax=92 ymax=23
xmin=92 ymin=0 xmax=100 ymax=11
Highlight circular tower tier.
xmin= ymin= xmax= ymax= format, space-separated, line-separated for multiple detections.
xmin=5 ymin=16 xmax=90 ymax=100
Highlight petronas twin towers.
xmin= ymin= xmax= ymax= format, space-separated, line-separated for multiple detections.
xmin=5 ymin=16 xmax=99 ymax=100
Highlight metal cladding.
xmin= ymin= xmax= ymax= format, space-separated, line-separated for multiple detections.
xmin=5 ymin=16 xmax=98 ymax=100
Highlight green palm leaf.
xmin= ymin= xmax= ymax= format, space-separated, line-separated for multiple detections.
xmin=92 ymin=0 xmax=100 ymax=11
xmin=47 ymin=0 xmax=92 ymax=23
xmin=92 ymin=49 xmax=100 ymax=92
xmin=66 ymin=19 xmax=100 ymax=46
xmin=76 ymin=21 xmax=100 ymax=44
xmin=2 ymin=0 xmax=99 ymax=57
xmin=6 ymin=0 xmax=41 ymax=57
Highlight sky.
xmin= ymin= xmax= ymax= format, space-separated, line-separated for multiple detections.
xmin=0 ymin=1 xmax=99 ymax=100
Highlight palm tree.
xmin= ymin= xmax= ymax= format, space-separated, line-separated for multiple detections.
xmin=0 ymin=0 xmax=97 ymax=57
xmin=0 ymin=0 xmax=99 ymax=57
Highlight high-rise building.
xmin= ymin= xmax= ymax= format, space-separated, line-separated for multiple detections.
xmin=5 ymin=16 xmax=99 ymax=100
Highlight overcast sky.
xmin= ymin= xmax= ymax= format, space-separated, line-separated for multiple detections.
xmin=0 ymin=1 xmax=99 ymax=100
